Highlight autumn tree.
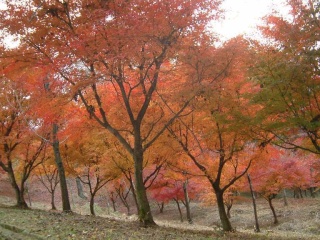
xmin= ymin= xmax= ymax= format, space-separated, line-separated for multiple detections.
xmin=245 ymin=145 xmax=318 ymax=224
xmin=249 ymin=0 xmax=320 ymax=154
xmin=149 ymin=172 xmax=198 ymax=223
xmin=0 ymin=78 xmax=47 ymax=208
xmin=0 ymin=0 xmax=221 ymax=226
xmin=62 ymin=124 xmax=119 ymax=216
xmin=106 ymin=182 xmax=119 ymax=212
xmin=167 ymin=37 xmax=258 ymax=231
xmin=246 ymin=146 xmax=286 ymax=225
xmin=112 ymin=178 xmax=133 ymax=215
xmin=27 ymin=67 xmax=75 ymax=212
xmin=35 ymin=156 xmax=60 ymax=210
xmin=1 ymin=58 xmax=78 ymax=212
xmin=199 ymin=180 xmax=242 ymax=220
xmin=109 ymin=135 xmax=171 ymax=215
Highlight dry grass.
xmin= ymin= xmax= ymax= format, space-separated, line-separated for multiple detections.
xmin=152 ymin=197 xmax=320 ymax=239
xmin=0 ymin=178 xmax=319 ymax=239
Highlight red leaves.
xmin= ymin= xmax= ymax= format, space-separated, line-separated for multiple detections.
xmin=246 ymin=146 xmax=318 ymax=197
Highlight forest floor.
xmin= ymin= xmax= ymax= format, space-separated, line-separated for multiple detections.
xmin=0 ymin=178 xmax=319 ymax=239
xmin=0 ymin=194 xmax=319 ymax=240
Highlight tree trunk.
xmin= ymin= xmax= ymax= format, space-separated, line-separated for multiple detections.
xmin=109 ymin=193 xmax=117 ymax=212
xmin=7 ymin=167 xmax=28 ymax=208
xmin=90 ymin=195 xmax=95 ymax=216
xmin=299 ymin=189 xmax=303 ymax=198
xmin=126 ymin=204 xmax=131 ymax=216
xmin=25 ymin=181 xmax=32 ymax=207
xmin=309 ymin=187 xmax=316 ymax=198
xmin=294 ymin=188 xmax=303 ymax=198
xmin=76 ymin=177 xmax=87 ymax=199
xmin=52 ymin=123 xmax=71 ymax=212
xmin=157 ymin=202 xmax=164 ymax=213
xmin=183 ymin=180 xmax=193 ymax=224
xmin=293 ymin=188 xmax=299 ymax=198
xmin=267 ymin=196 xmax=278 ymax=224
xmin=174 ymin=199 xmax=183 ymax=222
xmin=226 ymin=201 xmax=233 ymax=219
xmin=129 ymin=179 xmax=140 ymax=214
xmin=247 ymin=174 xmax=260 ymax=232
xmin=118 ymin=191 xmax=131 ymax=215
xmin=133 ymin=149 xmax=155 ymax=227
xmin=282 ymin=189 xmax=288 ymax=206
xmin=215 ymin=191 xmax=233 ymax=231
xmin=105 ymin=197 xmax=111 ymax=214
xmin=51 ymin=189 xmax=56 ymax=210
xmin=112 ymin=200 xmax=116 ymax=212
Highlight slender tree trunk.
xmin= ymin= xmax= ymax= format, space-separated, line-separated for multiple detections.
xmin=215 ymin=191 xmax=233 ymax=231
xmin=25 ymin=181 xmax=32 ymax=207
xmin=282 ymin=189 xmax=288 ymax=206
xmin=129 ymin=180 xmax=140 ymax=214
xmin=109 ymin=192 xmax=117 ymax=212
xmin=247 ymin=174 xmax=260 ymax=232
xmin=76 ymin=177 xmax=87 ymax=199
xmin=299 ymin=189 xmax=303 ymax=198
xmin=309 ymin=187 xmax=316 ymax=198
xmin=267 ymin=196 xmax=278 ymax=224
xmin=52 ymin=123 xmax=71 ymax=212
xmin=118 ymin=190 xmax=131 ymax=215
xmin=125 ymin=204 xmax=131 ymax=215
xmin=225 ymin=200 xmax=233 ymax=219
xmin=183 ymin=180 xmax=192 ymax=224
xmin=293 ymin=188 xmax=297 ymax=198
xmin=112 ymin=200 xmax=116 ymax=212
xmin=51 ymin=189 xmax=56 ymax=210
xmin=157 ymin=202 xmax=164 ymax=213
xmin=133 ymin=149 xmax=155 ymax=226
xmin=295 ymin=188 xmax=303 ymax=198
xmin=174 ymin=199 xmax=183 ymax=222
xmin=90 ymin=195 xmax=95 ymax=216
xmin=105 ymin=197 xmax=111 ymax=214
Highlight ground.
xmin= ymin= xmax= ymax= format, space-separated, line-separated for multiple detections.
xmin=0 ymin=179 xmax=319 ymax=239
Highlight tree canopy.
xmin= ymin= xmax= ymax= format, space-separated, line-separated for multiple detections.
xmin=0 ymin=0 xmax=319 ymax=233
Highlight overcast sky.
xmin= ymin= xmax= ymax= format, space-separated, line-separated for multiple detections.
xmin=0 ymin=0 xmax=290 ymax=45
xmin=214 ymin=0 xmax=289 ymax=40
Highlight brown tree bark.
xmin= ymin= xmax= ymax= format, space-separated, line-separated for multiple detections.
xmin=36 ymin=164 xmax=59 ymax=210
xmin=267 ymin=195 xmax=278 ymax=224
xmin=133 ymin=147 xmax=155 ymax=226
xmin=7 ymin=167 xmax=28 ymax=208
xmin=116 ymin=185 xmax=131 ymax=216
xmin=109 ymin=192 xmax=117 ymax=212
xmin=282 ymin=189 xmax=288 ymax=206
xmin=183 ymin=180 xmax=193 ymax=224
xmin=247 ymin=174 xmax=260 ymax=232
xmin=215 ymin=191 xmax=232 ymax=231
xmin=225 ymin=199 xmax=233 ymax=219
xmin=51 ymin=191 xmax=57 ymax=210
xmin=157 ymin=202 xmax=165 ymax=213
xmin=174 ymin=199 xmax=183 ymax=222
xmin=90 ymin=194 xmax=96 ymax=216
xmin=52 ymin=123 xmax=71 ymax=212
xmin=76 ymin=177 xmax=87 ymax=199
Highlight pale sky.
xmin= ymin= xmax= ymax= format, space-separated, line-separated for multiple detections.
xmin=0 ymin=0 xmax=289 ymax=45
xmin=215 ymin=0 xmax=288 ymax=40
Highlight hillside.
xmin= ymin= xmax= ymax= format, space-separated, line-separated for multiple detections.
xmin=0 ymin=181 xmax=319 ymax=240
